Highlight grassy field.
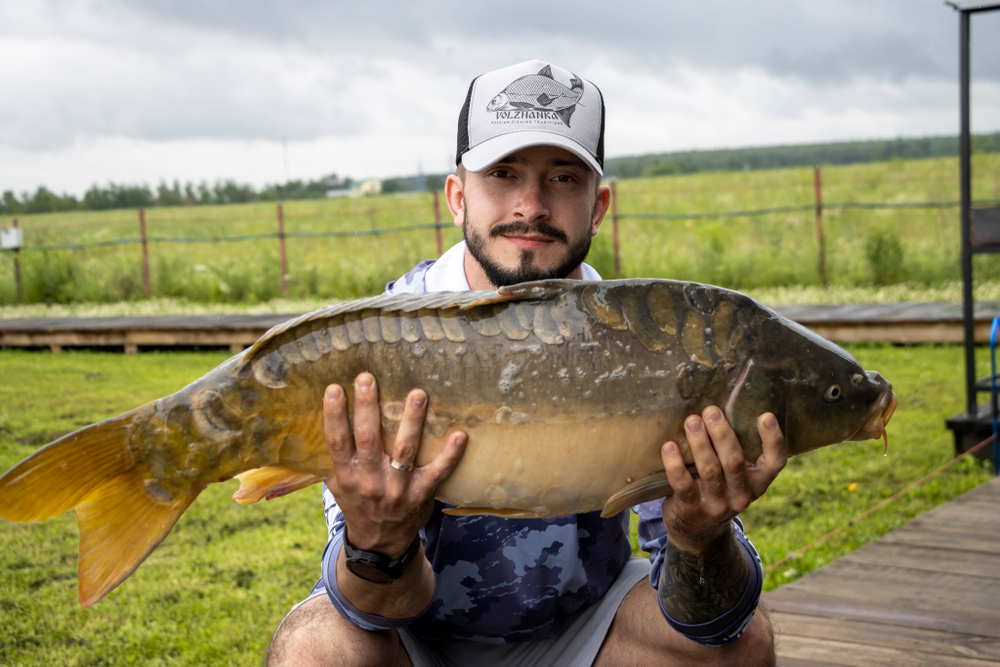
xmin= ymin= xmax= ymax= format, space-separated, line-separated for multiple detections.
xmin=1 ymin=154 xmax=1000 ymax=305
xmin=0 ymin=344 xmax=993 ymax=665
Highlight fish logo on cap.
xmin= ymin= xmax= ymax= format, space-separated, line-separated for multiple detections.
xmin=485 ymin=64 xmax=584 ymax=127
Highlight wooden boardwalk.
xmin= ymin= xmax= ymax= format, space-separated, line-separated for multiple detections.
xmin=764 ymin=475 xmax=1000 ymax=666
xmin=3 ymin=301 xmax=1000 ymax=352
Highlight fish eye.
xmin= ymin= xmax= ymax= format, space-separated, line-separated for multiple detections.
xmin=824 ymin=382 xmax=843 ymax=402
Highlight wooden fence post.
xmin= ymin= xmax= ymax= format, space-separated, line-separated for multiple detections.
xmin=12 ymin=219 xmax=22 ymax=303
xmin=610 ymin=178 xmax=621 ymax=278
xmin=814 ymin=166 xmax=828 ymax=285
xmin=278 ymin=204 xmax=289 ymax=297
xmin=432 ymin=190 xmax=443 ymax=258
xmin=138 ymin=209 xmax=151 ymax=298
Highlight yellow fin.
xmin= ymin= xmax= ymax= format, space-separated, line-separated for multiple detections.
xmin=76 ymin=470 xmax=199 ymax=607
xmin=600 ymin=472 xmax=674 ymax=518
xmin=232 ymin=466 xmax=323 ymax=505
xmin=442 ymin=507 xmax=545 ymax=519
xmin=0 ymin=406 xmax=147 ymax=523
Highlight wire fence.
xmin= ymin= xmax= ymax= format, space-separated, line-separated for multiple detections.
xmin=2 ymin=165 xmax=1000 ymax=304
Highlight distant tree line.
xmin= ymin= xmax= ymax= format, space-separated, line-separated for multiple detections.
xmin=4 ymin=133 xmax=999 ymax=216
xmin=602 ymin=132 xmax=1000 ymax=180
xmin=0 ymin=173 xmax=354 ymax=215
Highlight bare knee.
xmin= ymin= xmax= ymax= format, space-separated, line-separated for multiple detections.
xmin=267 ymin=595 xmax=411 ymax=667
xmin=722 ymin=606 xmax=775 ymax=667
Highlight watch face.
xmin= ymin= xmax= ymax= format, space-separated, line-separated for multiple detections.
xmin=346 ymin=559 xmax=395 ymax=585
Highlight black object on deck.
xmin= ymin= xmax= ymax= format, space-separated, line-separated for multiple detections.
xmin=945 ymin=1 xmax=1000 ymax=465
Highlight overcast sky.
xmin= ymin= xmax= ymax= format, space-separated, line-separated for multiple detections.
xmin=1 ymin=0 xmax=998 ymax=197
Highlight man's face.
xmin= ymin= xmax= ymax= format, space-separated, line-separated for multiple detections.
xmin=450 ymin=146 xmax=610 ymax=288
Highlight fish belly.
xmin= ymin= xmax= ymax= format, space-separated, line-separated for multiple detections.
xmin=433 ymin=412 xmax=676 ymax=517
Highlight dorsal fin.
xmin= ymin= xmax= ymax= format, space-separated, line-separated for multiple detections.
xmin=537 ymin=64 xmax=553 ymax=79
xmin=235 ymin=281 xmax=581 ymax=374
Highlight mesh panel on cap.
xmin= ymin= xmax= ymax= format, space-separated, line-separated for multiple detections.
xmin=455 ymin=77 xmax=477 ymax=165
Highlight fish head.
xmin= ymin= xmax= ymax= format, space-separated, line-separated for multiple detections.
xmin=486 ymin=92 xmax=509 ymax=112
xmin=781 ymin=354 xmax=896 ymax=457
xmin=724 ymin=315 xmax=896 ymax=460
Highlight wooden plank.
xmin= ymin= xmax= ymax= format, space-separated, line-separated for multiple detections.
xmin=777 ymin=658 xmax=846 ymax=667
xmin=775 ymin=561 xmax=1000 ymax=615
xmin=762 ymin=593 xmax=1000 ymax=638
xmin=775 ymin=634 xmax=1000 ymax=667
xmin=770 ymin=610 xmax=1000 ymax=661
xmin=840 ymin=541 xmax=1000 ymax=579
xmin=876 ymin=526 xmax=1000 ymax=554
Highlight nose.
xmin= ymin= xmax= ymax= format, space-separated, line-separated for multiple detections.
xmin=513 ymin=178 xmax=550 ymax=223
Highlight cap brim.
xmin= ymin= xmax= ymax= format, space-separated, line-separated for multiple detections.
xmin=462 ymin=130 xmax=603 ymax=176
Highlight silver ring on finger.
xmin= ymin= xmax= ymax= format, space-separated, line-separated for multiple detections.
xmin=389 ymin=457 xmax=413 ymax=473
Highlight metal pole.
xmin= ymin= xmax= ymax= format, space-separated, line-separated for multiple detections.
xmin=12 ymin=219 xmax=22 ymax=303
xmin=139 ymin=209 xmax=151 ymax=298
xmin=960 ymin=9 xmax=975 ymax=417
xmin=278 ymin=204 xmax=289 ymax=297
xmin=433 ymin=190 xmax=443 ymax=258
xmin=611 ymin=178 xmax=621 ymax=278
xmin=814 ymin=166 xmax=827 ymax=285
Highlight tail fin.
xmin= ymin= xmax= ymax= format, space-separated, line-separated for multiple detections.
xmin=0 ymin=405 xmax=199 ymax=607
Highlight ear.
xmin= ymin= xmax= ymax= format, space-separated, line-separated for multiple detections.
xmin=445 ymin=174 xmax=465 ymax=227
xmin=591 ymin=184 xmax=611 ymax=236
xmin=722 ymin=359 xmax=788 ymax=463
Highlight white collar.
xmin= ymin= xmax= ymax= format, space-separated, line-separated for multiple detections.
xmin=424 ymin=241 xmax=602 ymax=292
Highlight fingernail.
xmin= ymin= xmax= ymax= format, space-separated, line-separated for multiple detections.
xmin=456 ymin=432 xmax=467 ymax=445
xmin=705 ymin=407 xmax=721 ymax=424
xmin=412 ymin=394 xmax=426 ymax=409
xmin=325 ymin=385 xmax=342 ymax=401
xmin=662 ymin=442 xmax=677 ymax=457
xmin=763 ymin=413 xmax=777 ymax=430
xmin=357 ymin=375 xmax=373 ymax=393
xmin=687 ymin=418 xmax=702 ymax=434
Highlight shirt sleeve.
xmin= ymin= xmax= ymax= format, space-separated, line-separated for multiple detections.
xmin=319 ymin=483 xmax=432 ymax=632
xmin=634 ymin=500 xmax=763 ymax=647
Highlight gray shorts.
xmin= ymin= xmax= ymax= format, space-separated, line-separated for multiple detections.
xmin=292 ymin=558 xmax=650 ymax=667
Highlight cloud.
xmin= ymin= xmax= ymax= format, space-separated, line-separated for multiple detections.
xmin=0 ymin=0 xmax=998 ymax=196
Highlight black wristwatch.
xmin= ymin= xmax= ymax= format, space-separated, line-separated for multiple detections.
xmin=343 ymin=529 xmax=421 ymax=585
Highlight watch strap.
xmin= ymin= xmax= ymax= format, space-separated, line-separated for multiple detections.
xmin=343 ymin=529 xmax=421 ymax=584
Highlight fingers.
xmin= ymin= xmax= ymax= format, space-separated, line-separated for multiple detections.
xmin=323 ymin=384 xmax=353 ymax=467
xmin=391 ymin=390 xmax=427 ymax=467
xmin=702 ymin=407 xmax=751 ymax=511
xmin=412 ymin=430 xmax=468 ymax=497
xmin=352 ymin=373 xmax=384 ymax=470
xmin=749 ymin=412 xmax=787 ymax=497
xmin=661 ymin=441 xmax=699 ymax=505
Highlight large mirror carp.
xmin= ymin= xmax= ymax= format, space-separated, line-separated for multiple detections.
xmin=0 ymin=279 xmax=896 ymax=606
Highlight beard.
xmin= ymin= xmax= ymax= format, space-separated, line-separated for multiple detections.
xmin=463 ymin=216 xmax=593 ymax=288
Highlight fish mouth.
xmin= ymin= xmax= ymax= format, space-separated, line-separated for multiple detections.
xmin=848 ymin=390 xmax=897 ymax=453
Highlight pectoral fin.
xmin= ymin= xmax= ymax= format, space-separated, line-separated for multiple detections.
xmin=232 ymin=466 xmax=323 ymax=504
xmin=600 ymin=472 xmax=674 ymax=518
xmin=442 ymin=507 xmax=545 ymax=519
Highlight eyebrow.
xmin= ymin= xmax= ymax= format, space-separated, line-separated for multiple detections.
xmin=499 ymin=155 xmax=588 ymax=169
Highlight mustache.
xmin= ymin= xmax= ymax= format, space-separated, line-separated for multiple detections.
xmin=489 ymin=221 xmax=568 ymax=244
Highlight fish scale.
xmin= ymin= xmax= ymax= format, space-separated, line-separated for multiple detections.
xmin=0 ymin=278 xmax=896 ymax=607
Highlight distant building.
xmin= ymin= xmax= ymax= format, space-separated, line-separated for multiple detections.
xmin=349 ymin=178 xmax=382 ymax=198
xmin=325 ymin=188 xmax=352 ymax=198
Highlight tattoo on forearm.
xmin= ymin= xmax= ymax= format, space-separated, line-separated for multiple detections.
xmin=659 ymin=526 xmax=750 ymax=625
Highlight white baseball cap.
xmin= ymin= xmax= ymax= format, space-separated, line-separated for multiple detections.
xmin=456 ymin=60 xmax=605 ymax=175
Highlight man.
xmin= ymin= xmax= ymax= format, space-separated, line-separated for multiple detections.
xmin=269 ymin=60 xmax=784 ymax=666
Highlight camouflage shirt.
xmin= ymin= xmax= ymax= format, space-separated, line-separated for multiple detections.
xmin=321 ymin=243 xmax=762 ymax=644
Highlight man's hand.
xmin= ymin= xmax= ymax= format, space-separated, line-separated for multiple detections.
xmin=657 ymin=406 xmax=786 ymax=627
xmin=661 ymin=407 xmax=786 ymax=553
xmin=323 ymin=372 xmax=467 ymax=560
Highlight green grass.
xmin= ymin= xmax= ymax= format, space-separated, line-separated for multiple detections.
xmin=0 ymin=345 xmax=994 ymax=665
xmin=2 ymin=154 xmax=999 ymax=305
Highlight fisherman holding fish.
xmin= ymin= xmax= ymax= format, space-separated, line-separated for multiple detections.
xmin=270 ymin=60 xmax=785 ymax=667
